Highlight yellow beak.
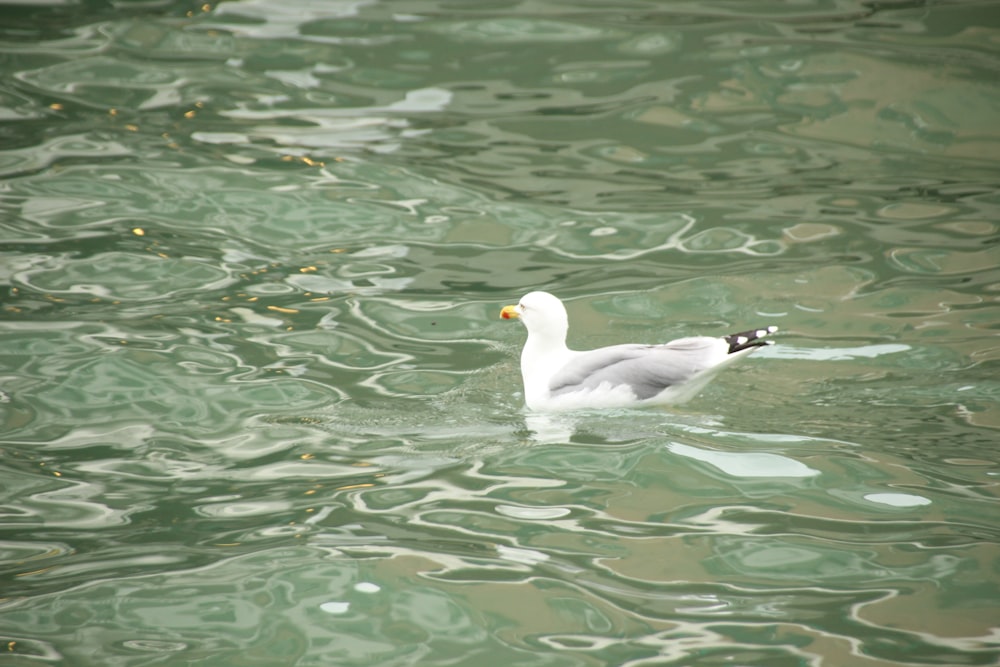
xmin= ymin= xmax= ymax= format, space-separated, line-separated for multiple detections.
xmin=500 ymin=304 xmax=519 ymax=320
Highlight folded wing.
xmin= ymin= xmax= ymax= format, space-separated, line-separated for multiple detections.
xmin=548 ymin=338 xmax=728 ymax=401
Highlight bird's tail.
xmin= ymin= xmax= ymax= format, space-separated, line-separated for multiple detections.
xmin=724 ymin=325 xmax=778 ymax=354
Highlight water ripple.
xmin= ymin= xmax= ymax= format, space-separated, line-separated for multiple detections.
xmin=2 ymin=2 xmax=999 ymax=666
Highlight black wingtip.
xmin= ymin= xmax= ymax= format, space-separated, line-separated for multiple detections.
xmin=725 ymin=325 xmax=778 ymax=354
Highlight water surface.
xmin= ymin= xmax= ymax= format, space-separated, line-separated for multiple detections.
xmin=1 ymin=1 xmax=998 ymax=665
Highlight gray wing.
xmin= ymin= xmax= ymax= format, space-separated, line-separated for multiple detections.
xmin=549 ymin=339 xmax=722 ymax=400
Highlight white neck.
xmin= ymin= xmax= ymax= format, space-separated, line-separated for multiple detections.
xmin=520 ymin=323 xmax=572 ymax=408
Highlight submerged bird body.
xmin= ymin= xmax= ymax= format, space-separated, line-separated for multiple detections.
xmin=500 ymin=291 xmax=776 ymax=411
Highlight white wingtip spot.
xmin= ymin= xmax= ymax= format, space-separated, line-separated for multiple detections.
xmin=755 ymin=329 xmax=767 ymax=338
xmin=767 ymin=325 xmax=778 ymax=333
xmin=736 ymin=336 xmax=748 ymax=345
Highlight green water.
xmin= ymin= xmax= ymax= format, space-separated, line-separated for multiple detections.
xmin=1 ymin=1 xmax=998 ymax=665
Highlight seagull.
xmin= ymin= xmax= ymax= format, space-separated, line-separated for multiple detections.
xmin=500 ymin=291 xmax=777 ymax=411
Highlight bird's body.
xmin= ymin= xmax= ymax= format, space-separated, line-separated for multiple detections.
xmin=500 ymin=291 xmax=776 ymax=411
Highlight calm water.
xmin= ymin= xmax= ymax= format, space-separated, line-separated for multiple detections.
xmin=1 ymin=1 xmax=999 ymax=665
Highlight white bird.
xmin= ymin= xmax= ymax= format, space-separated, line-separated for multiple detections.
xmin=500 ymin=291 xmax=777 ymax=411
